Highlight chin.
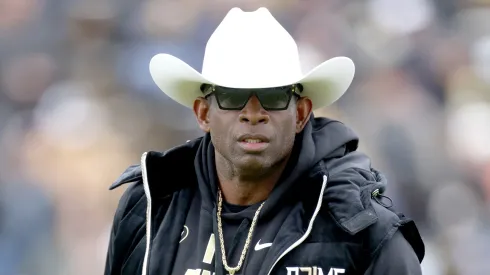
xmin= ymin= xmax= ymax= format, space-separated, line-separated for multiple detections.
xmin=235 ymin=156 xmax=270 ymax=173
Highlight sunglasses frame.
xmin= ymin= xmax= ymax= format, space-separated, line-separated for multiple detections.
xmin=201 ymin=84 xmax=303 ymax=111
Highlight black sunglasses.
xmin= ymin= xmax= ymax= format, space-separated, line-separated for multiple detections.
xmin=200 ymin=84 xmax=303 ymax=111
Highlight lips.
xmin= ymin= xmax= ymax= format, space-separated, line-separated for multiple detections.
xmin=238 ymin=134 xmax=270 ymax=143
xmin=237 ymin=134 xmax=270 ymax=152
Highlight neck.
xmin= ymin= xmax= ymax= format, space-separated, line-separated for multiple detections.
xmin=215 ymin=154 xmax=289 ymax=206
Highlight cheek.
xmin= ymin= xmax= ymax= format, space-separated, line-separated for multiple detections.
xmin=285 ymin=110 xmax=299 ymax=132
xmin=209 ymin=112 xmax=235 ymax=148
xmin=273 ymin=115 xmax=297 ymax=146
xmin=280 ymin=123 xmax=297 ymax=146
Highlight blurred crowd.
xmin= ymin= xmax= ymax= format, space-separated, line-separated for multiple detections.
xmin=0 ymin=0 xmax=489 ymax=274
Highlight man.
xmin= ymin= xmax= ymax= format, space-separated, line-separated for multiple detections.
xmin=105 ymin=7 xmax=425 ymax=275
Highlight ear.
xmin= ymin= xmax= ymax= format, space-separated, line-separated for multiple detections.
xmin=295 ymin=97 xmax=312 ymax=133
xmin=193 ymin=97 xmax=211 ymax=133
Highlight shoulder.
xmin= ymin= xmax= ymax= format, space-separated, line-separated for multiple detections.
xmin=313 ymin=197 xmax=424 ymax=273
xmin=111 ymin=180 xmax=147 ymax=233
xmin=318 ymin=151 xmax=424 ymax=264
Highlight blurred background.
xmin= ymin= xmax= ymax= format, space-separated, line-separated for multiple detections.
xmin=0 ymin=0 xmax=489 ymax=274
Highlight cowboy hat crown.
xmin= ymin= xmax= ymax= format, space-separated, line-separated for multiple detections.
xmin=149 ymin=7 xmax=355 ymax=110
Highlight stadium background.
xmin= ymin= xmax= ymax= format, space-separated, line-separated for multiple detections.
xmin=0 ymin=0 xmax=490 ymax=274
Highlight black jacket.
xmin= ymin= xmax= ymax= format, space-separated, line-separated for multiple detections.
xmin=105 ymin=117 xmax=425 ymax=275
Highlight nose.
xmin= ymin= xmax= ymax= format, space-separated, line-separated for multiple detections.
xmin=239 ymin=95 xmax=270 ymax=125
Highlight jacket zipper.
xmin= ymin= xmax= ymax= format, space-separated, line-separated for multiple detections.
xmin=141 ymin=152 xmax=152 ymax=275
xmin=266 ymin=175 xmax=328 ymax=275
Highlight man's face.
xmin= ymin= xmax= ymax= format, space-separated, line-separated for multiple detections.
xmin=193 ymin=88 xmax=312 ymax=176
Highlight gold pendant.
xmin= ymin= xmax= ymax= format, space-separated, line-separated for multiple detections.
xmin=229 ymin=272 xmax=235 ymax=275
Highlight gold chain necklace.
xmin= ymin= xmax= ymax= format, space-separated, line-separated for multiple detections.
xmin=216 ymin=190 xmax=265 ymax=275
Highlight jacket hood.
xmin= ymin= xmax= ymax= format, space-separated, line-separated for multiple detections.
xmin=110 ymin=116 xmax=388 ymax=234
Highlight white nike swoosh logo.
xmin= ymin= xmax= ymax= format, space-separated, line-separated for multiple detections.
xmin=255 ymin=239 xmax=273 ymax=251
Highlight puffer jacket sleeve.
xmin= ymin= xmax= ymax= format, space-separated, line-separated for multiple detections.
xmin=363 ymin=230 xmax=422 ymax=275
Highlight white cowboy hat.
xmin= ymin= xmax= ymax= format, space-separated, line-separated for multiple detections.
xmin=149 ymin=7 xmax=355 ymax=110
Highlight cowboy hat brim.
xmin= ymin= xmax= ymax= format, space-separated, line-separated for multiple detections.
xmin=149 ymin=53 xmax=355 ymax=110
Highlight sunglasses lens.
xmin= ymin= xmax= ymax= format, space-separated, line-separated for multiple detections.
xmin=256 ymin=87 xmax=292 ymax=110
xmin=214 ymin=87 xmax=251 ymax=109
xmin=210 ymin=86 xmax=295 ymax=110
